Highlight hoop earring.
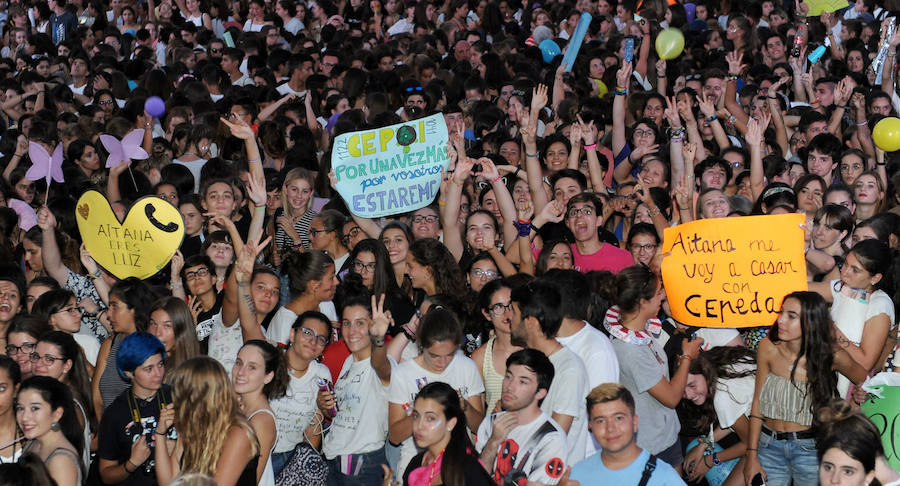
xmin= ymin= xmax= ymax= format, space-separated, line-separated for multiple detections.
xmin=50 ymin=422 xmax=61 ymax=432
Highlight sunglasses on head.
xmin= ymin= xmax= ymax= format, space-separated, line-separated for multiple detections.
xmin=405 ymin=86 xmax=423 ymax=92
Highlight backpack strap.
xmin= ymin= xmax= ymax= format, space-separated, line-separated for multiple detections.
xmin=637 ymin=454 xmax=657 ymax=486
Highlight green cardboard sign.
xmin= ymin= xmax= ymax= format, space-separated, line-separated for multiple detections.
xmin=861 ymin=385 xmax=900 ymax=471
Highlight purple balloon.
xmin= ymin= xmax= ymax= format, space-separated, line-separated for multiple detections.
xmin=145 ymin=96 xmax=166 ymax=119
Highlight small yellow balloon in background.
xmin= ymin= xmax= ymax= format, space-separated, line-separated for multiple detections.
xmin=873 ymin=117 xmax=900 ymax=152
xmin=655 ymin=28 xmax=685 ymax=60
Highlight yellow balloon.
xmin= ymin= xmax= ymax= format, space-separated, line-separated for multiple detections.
xmin=655 ymin=28 xmax=685 ymax=60
xmin=873 ymin=117 xmax=900 ymax=152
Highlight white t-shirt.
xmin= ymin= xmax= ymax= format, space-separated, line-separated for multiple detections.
xmin=243 ymin=20 xmax=265 ymax=32
xmin=830 ymin=283 xmax=895 ymax=396
xmin=284 ymin=17 xmax=304 ymax=35
xmin=542 ymin=347 xmax=590 ymax=463
xmin=73 ymin=333 xmax=100 ymax=366
xmin=713 ymin=363 xmax=756 ymax=429
xmin=270 ymin=361 xmax=332 ymax=453
xmin=321 ymin=355 xmax=392 ymax=460
xmin=388 ymin=351 xmax=485 ymax=476
xmin=556 ymin=322 xmax=620 ymax=388
xmin=476 ymin=411 xmax=568 ymax=485
xmin=276 ymin=83 xmax=307 ymax=98
xmin=266 ymin=303 xmax=338 ymax=347
xmin=206 ymin=310 xmax=246 ymax=377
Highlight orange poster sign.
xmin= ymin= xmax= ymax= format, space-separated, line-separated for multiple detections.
xmin=661 ymin=213 xmax=808 ymax=328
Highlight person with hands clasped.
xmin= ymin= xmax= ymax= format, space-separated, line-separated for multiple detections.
xmin=318 ymin=291 xmax=393 ymax=486
xmin=475 ymin=349 xmax=568 ymax=486
xmin=97 ymin=332 xmax=170 ymax=486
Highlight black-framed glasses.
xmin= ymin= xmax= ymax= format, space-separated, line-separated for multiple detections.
xmin=488 ymin=301 xmax=513 ymax=317
xmin=567 ymin=207 xmax=595 ymax=218
xmin=341 ymin=226 xmax=361 ymax=245
xmin=353 ymin=260 xmax=376 ymax=273
xmin=310 ymin=227 xmax=334 ymax=237
xmin=6 ymin=343 xmax=36 ymax=356
xmin=298 ymin=327 xmax=328 ymax=346
xmin=184 ymin=268 xmax=210 ymax=280
xmin=411 ymin=215 xmax=439 ymax=224
xmin=55 ymin=306 xmax=83 ymax=315
xmin=631 ymin=243 xmax=658 ymax=253
xmin=29 ymin=352 xmax=65 ymax=366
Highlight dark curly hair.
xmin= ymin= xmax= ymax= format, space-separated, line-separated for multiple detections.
xmin=683 ymin=346 xmax=756 ymax=431
xmin=409 ymin=238 xmax=466 ymax=297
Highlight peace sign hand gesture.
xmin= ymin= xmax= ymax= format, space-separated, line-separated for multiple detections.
xmin=370 ymin=294 xmax=390 ymax=340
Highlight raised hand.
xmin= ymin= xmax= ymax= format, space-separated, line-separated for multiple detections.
xmin=630 ymin=143 xmax=659 ymax=162
xmin=476 ymin=157 xmax=501 ymax=182
xmin=36 ymin=206 xmax=56 ymax=230
xmin=664 ymin=96 xmax=681 ymax=128
xmin=531 ymin=84 xmax=549 ymax=113
xmin=79 ymin=244 xmax=100 ymax=276
xmin=697 ymin=94 xmax=716 ymax=117
xmin=246 ymin=172 xmax=267 ymax=208
xmin=726 ymin=51 xmax=745 ymax=76
xmin=682 ymin=142 xmax=697 ymax=166
xmin=576 ymin=115 xmax=596 ymax=144
xmin=369 ymin=294 xmax=390 ymax=339
xmin=220 ymin=117 xmax=255 ymax=141
xmin=745 ymin=117 xmax=764 ymax=147
xmin=170 ymin=250 xmax=184 ymax=278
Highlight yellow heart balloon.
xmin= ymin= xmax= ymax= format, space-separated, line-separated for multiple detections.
xmin=76 ymin=190 xmax=185 ymax=280
xmin=656 ymin=28 xmax=685 ymax=60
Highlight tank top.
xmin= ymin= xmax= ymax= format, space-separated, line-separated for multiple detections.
xmin=248 ymin=408 xmax=277 ymax=486
xmin=482 ymin=335 xmax=504 ymax=414
xmin=759 ymin=373 xmax=814 ymax=427
xmin=99 ymin=334 xmax=129 ymax=410
xmin=46 ymin=447 xmax=83 ymax=485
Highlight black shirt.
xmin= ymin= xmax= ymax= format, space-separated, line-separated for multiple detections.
xmin=97 ymin=385 xmax=173 ymax=486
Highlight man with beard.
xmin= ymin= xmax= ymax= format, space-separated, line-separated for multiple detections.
xmin=476 ymin=349 xmax=568 ymax=486
xmin=567 ymin=384 xmax=686 ymax=485
xmin=510 ymin=281 xmax=590 ymax=464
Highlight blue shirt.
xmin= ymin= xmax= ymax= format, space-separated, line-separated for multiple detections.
xmin=570 ymin=449 xmax=686 ymax=486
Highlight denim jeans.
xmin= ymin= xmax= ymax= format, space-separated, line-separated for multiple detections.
xmin=757 ymin=429 xmax=819 ymax=486
xmin=326 ymin=447 xmax=388 ymax=486
xmin=271 ymin=450 xmax=294 ymax=479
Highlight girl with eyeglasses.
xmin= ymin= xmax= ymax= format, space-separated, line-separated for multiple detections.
xmin=626 ymin=223 xmax=661 ymax=267
xmin=269 ymin=311 xmax=332 ymax=476
xmin=6 ymin=315 xmax=52 ymax=380
xmin=31 ymin=331 xmax=95 ymax=470
xmin=471 ymin=279 xmax=522 ymax=414
xmin=345 ymin=239 xmax=415 ymax=335
xmin=31 ymin=289 xmax=101 ymax=368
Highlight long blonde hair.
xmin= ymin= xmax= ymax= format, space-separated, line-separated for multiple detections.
xmin=171 ymin=357 xmax=259 ymax=475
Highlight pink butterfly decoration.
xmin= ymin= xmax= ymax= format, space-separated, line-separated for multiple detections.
xmin=26 ymin=142 xmax=64 ymax=186
xmin=100 ymin=129 xmax=149 ymax=168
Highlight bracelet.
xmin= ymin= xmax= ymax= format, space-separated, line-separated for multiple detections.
xmin=248 ymin=157 xmax=262 ymax=164
xmin=706 ymin=114 xmax=718 ymax=122
xmin=649 ymin=207 xmax=661 ymax=217
xmin=12 ymin=153 xmax=23 ymax=157
xmin=746 ymin=448 xmax=758 ymax=452
xmin=727 ymin=75 xmax=738 ymax=81
xmin=155 ymin=429 xmax=167 ymax=436
xmin=703 ymin=455 xmax=712 ymax=468
xmin=525 ymin=152 xmax=539 ymax=158
xmin=452 ymin=178 xmax=464 ymax=187
xmin=669 ymin=127 xmax=685 ymax=137
xmin=614 ymin=87 xmax=628 ymax=96
xmin=490 ymin=175 xmax=502 ymax=184
xmin=810 ymin=99 xmax=821 ymax=106
xmin=877 ymin=161 xmax=887 ymax=166
xmin=749 ymin=414 xmax=764 ymax=420
xmin=670 ymin=136 xmax=683 ymax=143
xmin=438 ymin=199 xmax=446 ymax=206
xmin=371 ymin=335 xmax=386 ymax=347
xmin=839 ymin=105 xmax=851 ymax=111
xmin=583 ymin=143 xmax=597 ymax=150
xmin=90 ymin=269 xmax=102 ymax=279
xmin=124 ymin=459 xmax=137 ymax=473
xmin=678 ymin=354 xmax=692 ymax=362
xmin=170 ymin=281 xmax=183 ymax=290
xmin=768 ymin=96 xmax=779 ymax=100
xmin=530 ymin=222 xmax=542 ymax=233
xmin=657 ymin=73 xmax=666 ymax=78
xmin=857 ymin=119 xmax=869 ymax=127
xmin=401 ymin=325 xmax=416 ymax=342
xmin=514 ymin=167 xmax=522 ymax=178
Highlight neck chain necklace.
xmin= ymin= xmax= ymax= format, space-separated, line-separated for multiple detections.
xmin=128 ymin=388 xmax=165 ymax=425
xmin=0 ymin=429 xmax=21 ymax=463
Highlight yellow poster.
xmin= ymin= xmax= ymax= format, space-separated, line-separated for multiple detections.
xmin=76 ymin=190 xmax=185 ymax=280
xmin=807 ymin=0 xmax=849 ymax=16
xmin=660 ymin=213 xmax=808 ymax=328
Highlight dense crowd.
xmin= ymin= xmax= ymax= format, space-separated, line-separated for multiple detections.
xmin=1 ymin=0 xmax=900 ymax=485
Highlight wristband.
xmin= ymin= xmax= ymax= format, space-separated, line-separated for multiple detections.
xmin=155 ymin=429 xmax=167 ymax=436
xmin=706 ymin=114 xmax=718 ymax=122
xmin=703 ymin=455 xmax=712 ymax=468
xmin=514 ymin=167 xmax=522 ymax=178
xmin=248 ymin=157 xmax=262 ymax=164
xmin=529 ymin=222 xmax=542 ymax=233
xmin=583 ymin=143 xmax=597 ymax=150
xmin=525 ymin=152 xmax=539 ymax=158
xmin=371 ymin=335 xmax=386 ymax=347
xmin=877 ymin=161 xmax=887 ymax=166
xmin=857 ymin=119 xmax=869 ymax=126
xmin=514 ymin=221 xmax=531 ymax=238
xmin=438 ymin=199 xmax=446 ymax=206
xmin=170 ymin=281 xmax=183 ymax=290
xmin=614 ymin=87 xmax=628 ymax=96
xmin=90 ymin=269 xmax=102 ymax=279
xmin=490 ymin=175 xmax=502 ymax=184
xmin=657 ymin=73 xmax=666 ymax=78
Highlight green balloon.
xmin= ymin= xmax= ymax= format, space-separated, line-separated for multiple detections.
xmin=656 ymin=28 xmax=685 ymax=60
